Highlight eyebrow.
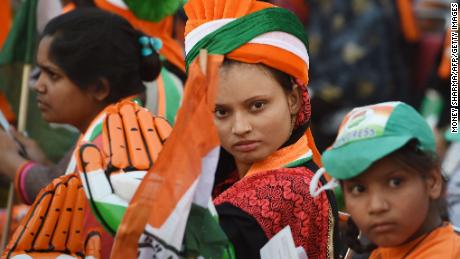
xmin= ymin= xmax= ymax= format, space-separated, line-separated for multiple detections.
xmin=243 ymin=95 xmax=270 ymax=104
xmin=37 ymin=63 xmax=60 ymax=74
xmin=215 ymin=94 xmax=270 ymax=106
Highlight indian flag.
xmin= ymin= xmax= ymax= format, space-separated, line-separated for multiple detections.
xmin=112 ymin=53 xmax=226 ymax=258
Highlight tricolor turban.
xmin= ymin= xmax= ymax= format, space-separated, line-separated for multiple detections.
xmin=184 ymin=0 xmax=310 ymax=85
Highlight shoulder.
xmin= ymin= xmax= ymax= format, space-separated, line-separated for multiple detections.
xmin=214 ymin=167 xmax=328 ymax=208
xmin=371 ymin=225 xmax=460 ymax=259
xmin=418 ymin=225 xmax=460 ymax=258
xmin=213 ymin=166 xmax=331 ymax=235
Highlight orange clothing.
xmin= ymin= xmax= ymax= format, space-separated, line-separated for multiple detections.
xmin=370 ymin=224 xmax=460 ymax=259
xmin=0 ymin=0 xmax=12 ymax=49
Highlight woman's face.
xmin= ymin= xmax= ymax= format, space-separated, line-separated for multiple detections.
xmin=343 ymin=155 xmax=442 ymax=247
xmin=34 ymin=36 xmax=102 ymax=131
xmin=214 ymin=63 xmax=300 ymax=174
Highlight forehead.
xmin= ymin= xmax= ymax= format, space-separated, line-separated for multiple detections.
xmin=216 ymin=63 xmax=285 ymax=103
xmin=37 ymin=36 xmax=53 ymax=61
xmin=346 ymin=155 xmax=407 ymax=183
xmin=37 ymin=36 xmax=58 ymax=68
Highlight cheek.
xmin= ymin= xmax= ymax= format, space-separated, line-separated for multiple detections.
xmin=398 ymin=185 xmax=431 ymax=225
xmin=344 ymin=195 xmax=367 ymax=226
xmin=257 ymin=105 xmax=292 ymax=140
xmin=214 ymin=119 xmax=232 ymax=149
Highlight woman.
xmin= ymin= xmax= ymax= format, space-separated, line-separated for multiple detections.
xmin=2 ymin=9 xmax=165 ymax=258
xmin=0 ymin=5 xmax=167 ymax=203
xmin=183 ymin=0 xmax=338 ymax=258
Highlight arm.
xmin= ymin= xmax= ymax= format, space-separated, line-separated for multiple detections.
xmin=21 ymin=149 xmax=73 ymax=204
xmin=0 ymin=129 xmax=28 ymax=180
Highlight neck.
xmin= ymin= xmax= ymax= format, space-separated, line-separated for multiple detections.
xmin=75 ymin=106 xmax=106 ymax=133
xmin=236 ymin=162 xmax=252 ymax=178
xmin=405 ymin=203 xmax=443 ymax=244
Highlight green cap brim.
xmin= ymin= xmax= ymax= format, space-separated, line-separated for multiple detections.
xmin=322 ymin=135 xmax=414 ymax=180
xmin=445 ymin=130 xmax=460 ymax=142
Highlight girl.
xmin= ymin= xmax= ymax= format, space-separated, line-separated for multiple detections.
xmin=184 ymin=0 xmax=338 ymax=258
xmin=318 ymin=101 xmax=460 ymax=258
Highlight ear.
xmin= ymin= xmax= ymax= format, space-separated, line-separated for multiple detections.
xmin=425 ymin=169 xmax=443 ymax=200
xmin=88 ymin=78 xmax=110 ymax=102
xmin=287 ymin=85 xmax=302 ymax=116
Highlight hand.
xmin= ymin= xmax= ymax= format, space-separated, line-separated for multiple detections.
xmin=9 ymin=128 xmax=51 ymax=165
xmin=3 ymin=174 xmax=101 ymax=259
xmin=0 ymin=129 xmax=27 ymax=179
xmin=77 ymin=101 xmax=172 ymax=235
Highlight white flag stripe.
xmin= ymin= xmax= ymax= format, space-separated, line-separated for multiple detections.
xmin=193 ymin=147 xmax=220 ymax=207
xmin=142 ymin=179 xmax=199 ymax=251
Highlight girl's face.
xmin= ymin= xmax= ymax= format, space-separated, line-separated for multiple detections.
xmin=343 ymin=155 xmax=442 ymax=247
xmin=34 ymin=36 xmax=105 ymax=132
xmin=214 ymin=63 xmax=300 ymax=175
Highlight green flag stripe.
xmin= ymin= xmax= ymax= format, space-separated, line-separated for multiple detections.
xmin=88 ymin=123 xmax=103 ymax=142
xmin=121 ymin=0 xmax=184 ymax=22
xmin=93 ymin=200 xmax=127 ymax=235
xmin=0 ymin=0 xmax=38 ymax=65
xmin=185 ymin=8 xmax=308 ymax=70
xmin=284 ymin=155 xmax=312 ymax=168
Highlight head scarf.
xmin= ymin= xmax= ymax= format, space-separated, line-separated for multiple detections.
xmin=184 ymin=0 xmax=321 ymax=166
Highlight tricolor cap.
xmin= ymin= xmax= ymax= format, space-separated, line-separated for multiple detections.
xmin=322 ymin=101 xmax=436 ymax=180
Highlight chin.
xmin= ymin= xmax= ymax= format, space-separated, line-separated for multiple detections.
xmin=371 ymin=235 xmax=407 ymax=248
xmin=235 ymin=152 xmax=269 ymax=165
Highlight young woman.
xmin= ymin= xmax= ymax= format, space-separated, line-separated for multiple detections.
xmin=2 ymin=9 xmax=165 ymax=258
xmin=0 ymin=7 xmax=165 ymax=203
xmin=183 ymin=0 xmax=338 ymax=258
xmin=319 ymin=101 xmax=460 ymax=258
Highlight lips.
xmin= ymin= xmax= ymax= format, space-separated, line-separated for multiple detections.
xmin=232 ymin=140 xmax=260 ymax=152
xmin=36 ymin=98 xmax=48 ymax=110
xmin=369 ymin=221 xmax=396 ymax=234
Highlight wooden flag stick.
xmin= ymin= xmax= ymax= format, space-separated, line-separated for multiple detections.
xmin=1 ymin=63 xmax=31 ymax=251
xmin=199 ymin=49 xmax=208 ymax=75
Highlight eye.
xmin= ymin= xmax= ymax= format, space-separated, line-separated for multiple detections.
xmin=250 ymin=101 xmax=266 ymax=112
xmin=348 ymin=184 xmax=365 ymax=195
xmin=389 ymin=178 xmax=403 ymax=188
xmin=33 ymin=69 xmax=41 ymax=80
xmin=48 ymin=71 xmax=60 ymax=81
xmin=214 ymin=107 xmax=228 ymax=119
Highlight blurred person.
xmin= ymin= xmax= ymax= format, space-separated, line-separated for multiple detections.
xmin=304 ymin=0 xmax=421 ymax=151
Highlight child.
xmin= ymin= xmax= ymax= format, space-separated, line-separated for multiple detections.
xmin=318 ymin=101 xmax=460 ymax=258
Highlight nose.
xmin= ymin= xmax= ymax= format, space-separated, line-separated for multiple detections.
xmin=232 ymin=112 xmax=252 ymax=136
xmin=368 ymin=191 xmax=389 ymax=215
xmin=33 ymin=72 xmax=46 ymax=94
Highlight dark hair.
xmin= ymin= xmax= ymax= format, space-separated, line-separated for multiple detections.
xmin=42 ymin=8 xmax=161 ymax=103
xmin=343 ymin=139 xmax=446 ymax=253
xmin=70 ymin=0 xmax=96 ymax=7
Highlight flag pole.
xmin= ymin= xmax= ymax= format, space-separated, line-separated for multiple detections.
xmin=1 ymin=63 xmax=31 ymax=251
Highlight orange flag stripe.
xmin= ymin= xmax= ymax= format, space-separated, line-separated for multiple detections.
xmin=112 ymin=54 xmax=223 ymax=258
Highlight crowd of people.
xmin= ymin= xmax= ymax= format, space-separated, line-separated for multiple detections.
xmin=0 ymin=0 xmax=458 ymax=258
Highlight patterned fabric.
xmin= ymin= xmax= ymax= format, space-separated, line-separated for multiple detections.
xmin=214 ymin=168 xmax=331 ymax=259
xmin=295 ymin=81 xmax=311 ymax=128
